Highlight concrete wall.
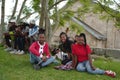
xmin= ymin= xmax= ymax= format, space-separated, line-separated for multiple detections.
xmin=83 ymin=12 xmax=120 ymax=49
xmin=114 ymin=29 xmax=120 ymax=49
xmin=92 ymin=48 xmax=120 ymax=60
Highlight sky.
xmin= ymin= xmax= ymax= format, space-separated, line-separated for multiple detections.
xmin=0 ymin=0 xmax=120 ymax=25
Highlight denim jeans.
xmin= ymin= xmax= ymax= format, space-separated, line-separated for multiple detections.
xmin=17 ymin=37 xmax=25 ymax=51
xmin=29 ymin=52 xmax=55 ymax=67
xmin=76 ymin=60 xmax=105 ymax=75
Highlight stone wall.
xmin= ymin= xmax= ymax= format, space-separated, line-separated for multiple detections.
xmin=92 ymin=48 xmax=120 ymax=59
xmin=83 ymin=13 xmax=120 ymax=49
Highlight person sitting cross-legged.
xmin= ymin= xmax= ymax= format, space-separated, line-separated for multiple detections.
xmin=29 ymin=28 xmax=55 ymax=70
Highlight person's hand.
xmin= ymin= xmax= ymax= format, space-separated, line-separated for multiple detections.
xmin=71 ymin=65 xmax=76 ymax=69
xmin=37 ymin=56 xmax=41 ymax=60
xmin=42 ymin=56 xmax=47 ymax=62
xmin=91 ymin=66 xmax=96 ymax=70
xmin=56 ymin=49 xmax=60 ymax=53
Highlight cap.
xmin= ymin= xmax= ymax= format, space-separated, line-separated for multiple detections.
xmin=10 ymin=19 xmax=16 ymax=23
xmin=30 ymin=20 xmax=35 ymax=24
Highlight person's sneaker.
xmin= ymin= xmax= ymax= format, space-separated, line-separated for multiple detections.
xmin=33 ymin=63 xmax=42 ymax=70
xmin=33 ymin=64 xmax=42 ymax=70
xmin=33 ymin=61 xmax=43 ymax=70
xmin=4 ymin=47 xmax=12 ymax=51
xmin=15 ymin=50 xmax=21 ymax=54
xmin=18 ymin=50 xmax=24 ymax=55
xmin=9 ymin=49 xmax=17 ymax=54
xmin=105 ymin=70 xmax=116 ymax=78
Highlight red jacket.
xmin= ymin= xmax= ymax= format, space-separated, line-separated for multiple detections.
xmin=29 ymin=41 xmax=51 ymax=58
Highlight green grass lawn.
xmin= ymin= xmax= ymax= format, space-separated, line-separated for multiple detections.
xmin=0 ymin=46 xmax=120 ymax=80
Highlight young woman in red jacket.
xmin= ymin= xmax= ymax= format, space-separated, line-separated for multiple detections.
xmin=72 ymin=33 xmax=116 ymax=78
xmin=29 ymin=28 xmax=54 ymax=70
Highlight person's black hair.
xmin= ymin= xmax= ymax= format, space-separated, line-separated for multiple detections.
xmin=74 ymin=35 xmax=79 ymax=43
xmin=59 ymin=32 xmax=68 ymax=38
xmin=59 ymin=32 xmax=69 ymax=42
xmin=75 ymin=35 xmax=79 ymax=37
xmin=38 ymin=28 xmax=45 ymax=35
xmin=22 ymin=22 xmax=30 ymax=27
xmin=79 ymin=33 xmax=87 ymax=46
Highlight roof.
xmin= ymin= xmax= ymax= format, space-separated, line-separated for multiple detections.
xmin=71 ymin=17 xmax=107 ymax=40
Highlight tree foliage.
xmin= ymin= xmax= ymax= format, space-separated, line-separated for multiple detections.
xmin=32 ymin=0 xmax=41 ymax=12
xmin=77 ymin=0 xmax=120 ymax=28
xmin=70 ymin=21 xmax=84 ymax=34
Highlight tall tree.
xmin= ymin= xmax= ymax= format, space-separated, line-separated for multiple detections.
xmin=0 ymin=0 xmax=5 ymax=43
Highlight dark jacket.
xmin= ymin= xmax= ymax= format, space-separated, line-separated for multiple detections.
xmin=59 ymin=39 xmax=73 ymax=53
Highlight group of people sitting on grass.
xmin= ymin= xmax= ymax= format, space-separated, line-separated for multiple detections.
xmin=3 ymin=19 xmax=116 ymax=78
xmin=28 ymin=28 xmax=116 ymax=78
xmin=4 ymin=19 xmax=39 ymax=54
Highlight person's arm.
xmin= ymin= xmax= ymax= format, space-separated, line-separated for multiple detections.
xmin=88 ymin=54 xmax=96 ymax=70
xmin=29 ymin=42 xmax=40 ymax=56
xmin=87 ymin=45 xmax=96 ymax=70
xmin=42 ymin=43 xmax=51 ymax=62
xmin=71 ymin=54 xmax=77 ymax=69
xmin=44 ymin=43 xmax=51 ymax=58
xmin=67 ymin=52 xmax=71 ymax=59
xmin=71 ymin=44 xmax=77 ymax=69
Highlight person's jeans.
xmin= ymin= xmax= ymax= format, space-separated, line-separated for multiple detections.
xmin=14 ymin=37 xmax=18 ymax=49
xmin=30 ymin=52 xmax=55 ymax=67
xmin=17 ymin=37 xmax=25 ymax=51
xmin=76 ymin=60 xmax=105 ymax=75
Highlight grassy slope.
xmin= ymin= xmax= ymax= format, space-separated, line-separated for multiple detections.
xmin=0 ymin=46 xmax=120 ymax=80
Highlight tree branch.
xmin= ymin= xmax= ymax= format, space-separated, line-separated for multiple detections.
xmin=113 ymin=0 xmax=120 ymax=8
xmin=48 ymin=0 xmax=66 ymax=10
xmin=19 ymin=12 xmax=36 ymax=21
xmin=97 ymin=1 xmax=116 ymax=18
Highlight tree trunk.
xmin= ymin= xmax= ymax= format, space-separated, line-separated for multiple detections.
xmin=19 ymin=12 xmax=36 ymax=21
xmin=48 ymin=0 xmax=66 ymax=10
xmin=39 ymin=0 xmax=46 ymax=28
xmin=51 ymin=0 xmax=59 ymax=37
xmin=39 ymin=0 xmax=51 ymax=44
xmin=9 ymin=0 xmax=18 ymax=21
xmin=16 ymin=0 xmax=27 ymax=23
xmin=45 ymin=0 xmax=51 ymax=43
xmin=0 ymin=0 xmax=5 ymax=43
